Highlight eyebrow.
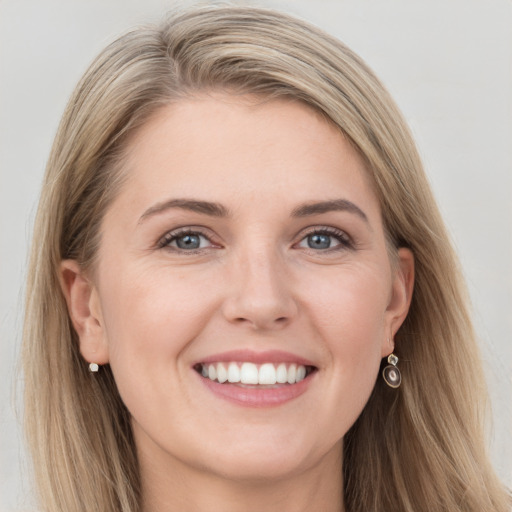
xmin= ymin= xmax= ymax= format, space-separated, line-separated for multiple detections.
xmin=139 ymin=198 xmax=230 ymax=223
xmin=292 ymin=199 xmax=369 ymax=223
xmin=138 ymin=197 xmax=369 ymax=224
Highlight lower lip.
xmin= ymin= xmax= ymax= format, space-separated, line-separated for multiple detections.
xmin=197 ymin=372 xmax=314 ymax=407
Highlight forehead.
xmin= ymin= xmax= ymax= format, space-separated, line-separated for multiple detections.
xmin=113 ymin=94 xmax=380 ymax=221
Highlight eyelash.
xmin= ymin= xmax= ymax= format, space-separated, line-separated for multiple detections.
xmin=157 ymin=227 xmax=215 ymax=253
xmin=296 ymin=226 xmax=354 ymax=252
xmin=156 ymin=226 xmax=354 ymax=253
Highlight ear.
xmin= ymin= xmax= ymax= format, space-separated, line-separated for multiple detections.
xmin=59 ymin=260 xmax=109 ymax=365
xmin=382 ymin=248 xmax=415 ymax=357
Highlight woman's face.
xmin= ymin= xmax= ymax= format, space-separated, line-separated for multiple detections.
xmin=64 ymin=95 xmax=413 ymax=483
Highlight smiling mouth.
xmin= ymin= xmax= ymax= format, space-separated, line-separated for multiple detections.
xmin=194 ymin=362 xmax=317 ymax=386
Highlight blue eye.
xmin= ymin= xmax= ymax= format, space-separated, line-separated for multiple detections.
xmin=297 ymin=228 xmax=351 ymax=251
xmin=306 ymin=233 xmax=332 ymax=249
xmin=159 ymin=230 xmax=213 ymax=251
xmin=175 ymin=233 xmax=202 ymax=249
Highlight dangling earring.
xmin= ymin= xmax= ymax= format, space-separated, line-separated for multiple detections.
xmin=382 ymin=353 xmax=401 ymax=388
xmin=89 ymin=362 xmax=99 ymax=373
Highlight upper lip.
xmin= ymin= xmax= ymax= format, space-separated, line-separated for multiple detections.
xmin=195 ymin=349 xmax=316 ymax=367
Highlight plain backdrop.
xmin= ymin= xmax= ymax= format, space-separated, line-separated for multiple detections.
xmin=1 ymin=0 xmax=511 ymax=510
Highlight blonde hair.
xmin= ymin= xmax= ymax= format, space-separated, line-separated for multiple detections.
xmin=23 ymin=4 xmax=509 ymax=512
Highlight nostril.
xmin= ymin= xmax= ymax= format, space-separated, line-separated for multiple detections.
xmin=234 ymin=316 xmax=287 ymax=322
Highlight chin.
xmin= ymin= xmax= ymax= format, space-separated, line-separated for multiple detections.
xmin=189 ymin=429 xmax=342 ymax=484
xmin=201 ymin=449 xmax=313 ymax=483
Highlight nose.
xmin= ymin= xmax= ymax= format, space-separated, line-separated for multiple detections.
xmin=221 ymin=245 xmax=298 ymax=331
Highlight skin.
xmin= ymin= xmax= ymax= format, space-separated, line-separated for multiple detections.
xmin=61 ymin=95 xmax=414 ymax=512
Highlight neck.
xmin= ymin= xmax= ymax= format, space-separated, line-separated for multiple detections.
xmin=139 ymin=442 xmax=344 ymax=512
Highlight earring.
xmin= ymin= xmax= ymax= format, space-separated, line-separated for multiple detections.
xmin=89 ymin=362 xmax=99 ymax=373
xmin=382 ymin=353 xmax=401 ymax=388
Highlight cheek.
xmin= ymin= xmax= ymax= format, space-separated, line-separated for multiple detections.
xmin=306 ymin=265 xmax=389 ymax=346
xmin=97 ymin=264 xmax=218 ymax=387
xmin=96 ymin=265 xmax=227 ymax=441
xmin=304 ymin=267 xmax=388 ymax=418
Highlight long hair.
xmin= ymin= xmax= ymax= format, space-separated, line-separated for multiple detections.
xmin=23 ymin=5 xmax=509 ymax=511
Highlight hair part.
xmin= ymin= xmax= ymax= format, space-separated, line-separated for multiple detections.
xmin=23 ymin=4 xmax=509 ymax=512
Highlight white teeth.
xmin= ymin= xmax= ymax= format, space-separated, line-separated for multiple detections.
xmin=276 ymin=363 xmax=288 ymax=383
xmin=287 ymin=364 xmax=297 ymax=384
xmin=227 ymin=362 xmax=240 ymax=383
xmin=240 ymin=362 xmax=259 ymax=384
xmin=200 ymin=362 xmax=310 ymax=385
xmin=216 ymin=363 xmax=228 ymax=383
xmin=296 ymin=365 xmax=306 ymax=382
xmin=258 ymin=363 xmax=277 ymax=385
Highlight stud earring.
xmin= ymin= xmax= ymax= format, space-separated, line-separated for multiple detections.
xmin=89 ymin=362 xmax=99 ymax=373
xmin=382 ymin=353 xmax=401 ymax=388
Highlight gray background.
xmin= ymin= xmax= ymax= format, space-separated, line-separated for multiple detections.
xmin=1 ymin=0 xmax=511 ymax=509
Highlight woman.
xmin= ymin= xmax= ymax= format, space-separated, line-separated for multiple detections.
xmin=22 ymin=4 xmax=509 ymax=512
